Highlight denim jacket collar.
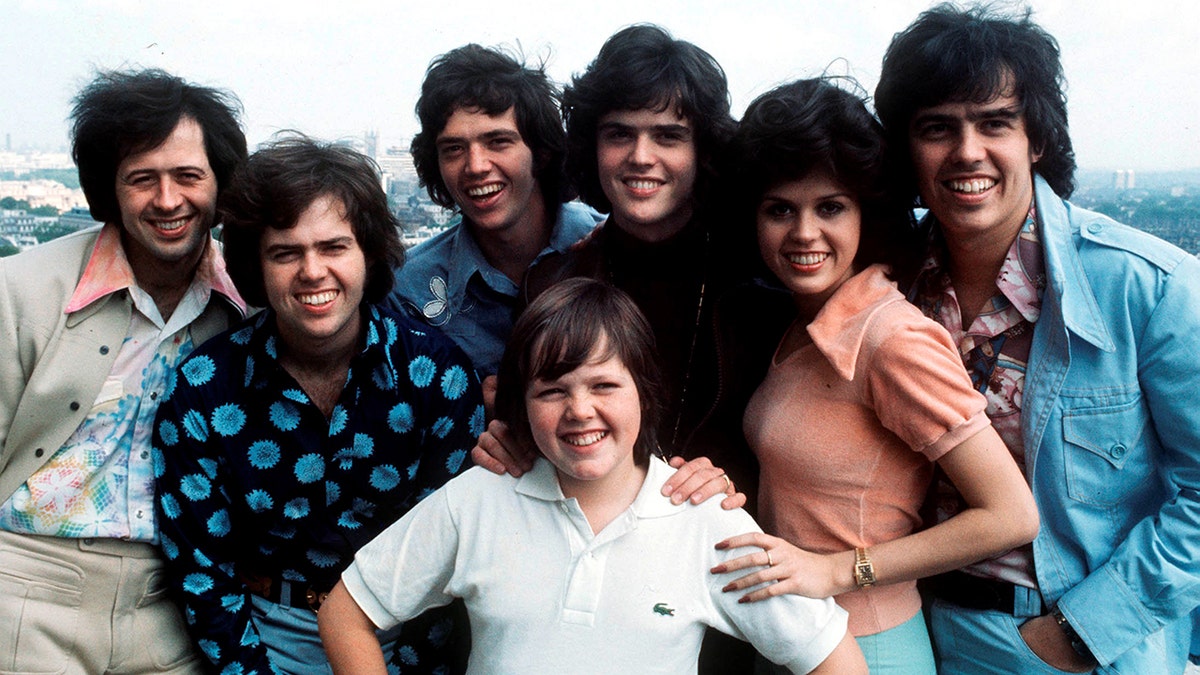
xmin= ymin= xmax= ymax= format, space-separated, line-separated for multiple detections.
xmin=1035 ymin=174 xmax=1115 ymax=353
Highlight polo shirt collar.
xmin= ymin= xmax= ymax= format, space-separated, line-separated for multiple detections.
xmin=514 ymin=454 xmax=685 ymax=520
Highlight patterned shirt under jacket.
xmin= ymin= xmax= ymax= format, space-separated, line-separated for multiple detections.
xmin=153 ymin=303 xmax=484 ymax=673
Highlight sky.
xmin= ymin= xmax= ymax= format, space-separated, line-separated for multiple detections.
xmin=3 ymin=0 xmax=1198 ymax=172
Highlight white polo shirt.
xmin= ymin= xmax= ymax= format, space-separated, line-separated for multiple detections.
xmin=342 ymin=456 xmax=848 ymax=674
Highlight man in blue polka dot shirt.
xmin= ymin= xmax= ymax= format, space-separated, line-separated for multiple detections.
xmin=152 ymin=136 xmax=485 ymax=674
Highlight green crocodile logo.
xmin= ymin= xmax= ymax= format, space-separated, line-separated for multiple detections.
xmin=652 ymin=602 xmax=675 ymax=617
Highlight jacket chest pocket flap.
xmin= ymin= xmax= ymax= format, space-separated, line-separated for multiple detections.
xmin=1062 ymin=394 xmax=1152 ymax=506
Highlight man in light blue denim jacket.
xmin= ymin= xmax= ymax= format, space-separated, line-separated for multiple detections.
xmin=876 ymin=4 xmax=1200 ymax=673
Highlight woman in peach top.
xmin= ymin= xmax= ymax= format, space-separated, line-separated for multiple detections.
xmin=710 ymin=78 xmax=1039 ymax=674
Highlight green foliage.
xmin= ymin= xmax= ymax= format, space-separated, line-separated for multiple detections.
xmin=0 ymin=169 xmax=80 ymax=189
xmin=33 ymin=223 xmax=74 ymax=243
xmin=0 ymin=242 xmax=19 ymax=258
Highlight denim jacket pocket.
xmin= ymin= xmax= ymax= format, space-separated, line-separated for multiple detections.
xmin=1062 ymin=393 xmax=1152 ymax=506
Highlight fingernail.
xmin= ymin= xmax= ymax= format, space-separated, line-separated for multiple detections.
xmin=722 ymin=583 xmax=735 ymax=592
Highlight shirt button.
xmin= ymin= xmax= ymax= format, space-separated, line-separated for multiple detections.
xmin=141 ymin=451 xmax=149 ymax=460
xmin=1088 ymin=222 xmax=1103 ymax=234
xmin=1109 ymin=443 xmax=1127 ymax=459
xmin=150 ymin=392 xmax=158 ymax=400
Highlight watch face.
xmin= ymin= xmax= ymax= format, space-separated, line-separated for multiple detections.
xmin=855 ymin=562 xmax=875 ymax=586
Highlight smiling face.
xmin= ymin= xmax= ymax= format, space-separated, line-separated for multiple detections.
xmin=525 ymin=343 xmax=644 ymax=499
xmin=596 ymin=106 xmax=698 ymax=243
xmin=115 ymin=116 xmax=217 ymax=278
xmin=436 ymin=106 xmax=544 ymax=239
xmin=261 ymin=194 xmax=366 ymax=359
xmin=908 ymin=87 xmax=1041 ymax=249
xmin=757 ymin=173 xmax=862 ymax=319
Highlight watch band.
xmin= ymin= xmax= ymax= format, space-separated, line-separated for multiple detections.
xmin=1051 ymin=607 xmax=1095 ymax=662
xmin=853 ymin=547 xmax=876 ymax=588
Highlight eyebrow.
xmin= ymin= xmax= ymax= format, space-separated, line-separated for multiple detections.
xmin=263 ymin=235 xmax=355 ymax=254
xmin=914 ymin=104 xmax=1024 ymax=126
xmin=120 ymin=165 xmax=208 ymax=179
xmin=436 ymin=128 xmax=520 ymax=146
xmin=761 ymin=189 xmax=853 ymax=202
xmin=598 ymin=120 xmax=693 ymax=135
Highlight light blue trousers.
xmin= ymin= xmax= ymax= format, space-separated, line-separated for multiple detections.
xmin=756 ymin=611 xmax=934 ymax=674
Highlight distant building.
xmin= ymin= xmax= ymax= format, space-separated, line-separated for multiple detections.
xmin=1113 ymin=169 xmax=1137 ymax=190
xmin=59 ymin=206 xmax=101 ymax=232
xmin=0 ymin=179 xmax=87 ymax=211
xmin=364 ymin=130 xmax=378 ymax=160
xmin=1 ymin=208 xmax=59 ymax=251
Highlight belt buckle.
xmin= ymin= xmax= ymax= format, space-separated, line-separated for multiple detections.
xmin=306 ymin=588 xmax=329 ymax=612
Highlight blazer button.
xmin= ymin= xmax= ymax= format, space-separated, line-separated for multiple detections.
xmin=99 ymin=345 xmax=110 ymax=355
xmin=35 ymin=448 xmax=45 ymax=457
xmin=1110 ymin=443 xmax=1127 ymax=459
xmin=70 ymin=401 xmax=80 ymax=411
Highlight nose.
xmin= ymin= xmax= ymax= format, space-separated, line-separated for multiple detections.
xmin=152 ymin=175 xmax=184 ymax=212
xmin=465 ymin=144 xmax=491 ymax=175
xmin=952 ymin=127 xmax=987 ymax=164
xmin=297 ymin=250 xmax=324 ymax=281
xmin=564 ymin=393 xmax=595 ymax=421
xmin=629 ymin=134 xmax=653 ymax=166
xmin=787 ymin=211 xmax=818 ymax=243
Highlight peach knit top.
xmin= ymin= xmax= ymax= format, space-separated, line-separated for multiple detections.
xmin=745 ymin=265 xmax=990 ymax=636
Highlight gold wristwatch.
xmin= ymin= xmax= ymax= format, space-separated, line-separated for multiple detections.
xmin=854 ymin=547 xmax=876 ymax=588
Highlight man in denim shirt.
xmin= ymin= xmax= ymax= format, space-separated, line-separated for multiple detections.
xmin=876 ymin=5 xmax=1200 ymax=673
xmin=388 ymin=44 xmax=601 ymax=378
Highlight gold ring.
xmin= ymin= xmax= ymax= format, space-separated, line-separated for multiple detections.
xmin=721 ymin=474 xmax=732 ymax=492
xmin=765 ymin=549 xmax=773 ymax=567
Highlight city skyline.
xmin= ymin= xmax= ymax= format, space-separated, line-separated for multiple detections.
xmin=3 ymin=0 xmax=1199 ymax=172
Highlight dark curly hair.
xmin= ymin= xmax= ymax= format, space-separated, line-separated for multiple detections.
xmin=496 ymin=278 xmax=664 ymax=466
xmin=563 ymin=24 xmax=735 ymax=214
xmin=733 ymin=78 xmax=921 ymax=284
xmin=875 ymin=2 xmax=1076 ymax=201
xmin=71 ymin=68 xmax=246 ymax=225
xmin=410 ymin=44 xmax=570 ymax=211
xmin=220 ymin=135 xmax=404 ymax=308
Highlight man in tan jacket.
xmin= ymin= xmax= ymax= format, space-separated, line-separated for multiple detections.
xmin=0 ymin=69 xmax=247 ymax=674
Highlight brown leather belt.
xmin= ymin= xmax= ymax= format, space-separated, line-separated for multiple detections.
xmin=239 ymin=572 xmax=331 ymax=612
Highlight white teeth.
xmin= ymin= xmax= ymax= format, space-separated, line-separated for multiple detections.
xmin=947 ymin=178 xmax=996 ymax=194
xmin=787 ymin=253 xmax=828 ymax=266
xmin=563 ymin=431 xmax=607 ymax=447
xmin=298 ymin=291 xmax=337 ymax=305
xmin=155 ymin=217 xmax=188 ymax=231
xmin=467 ymin=184 xmax=502 ymax=198
xmin=625 ymin=179 xmax=661 ymax=190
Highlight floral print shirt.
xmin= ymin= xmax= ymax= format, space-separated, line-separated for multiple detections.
xmin=910 ymin=206 xmax=1045 ymax=587
xmin=153 ymin=304 xmax=484 ymax=673
xmin=0 ymin=224 xmax=244 ymax=541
